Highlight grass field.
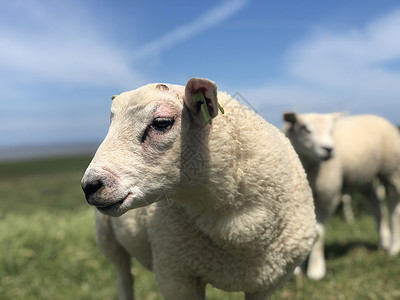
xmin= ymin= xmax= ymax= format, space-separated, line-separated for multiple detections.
xmin=1 ymin=155 xmax=399 ymax=299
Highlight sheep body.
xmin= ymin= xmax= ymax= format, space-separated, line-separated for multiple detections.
xmin=82 ymin=78 xmax=316 ymax=299
xmin=283 ymin=113 xmax=400 ymax=280
xmin=337 ymin=115 xmax=400 ymax=189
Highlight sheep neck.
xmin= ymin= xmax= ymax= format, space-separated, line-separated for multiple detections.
xmin=172 ymin=188 xmax=280 ymax=252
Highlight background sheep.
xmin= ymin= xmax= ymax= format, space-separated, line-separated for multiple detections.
xmin=283 ymin=113 xmax=400 ymax=280
xmin=81 ymin=78 xmax=316 ymax=300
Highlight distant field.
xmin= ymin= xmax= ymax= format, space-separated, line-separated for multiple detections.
xmin=1 ymin=156 xmax=399 ymax=299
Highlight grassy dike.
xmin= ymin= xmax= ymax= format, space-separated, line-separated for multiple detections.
xmin=0 ymin=156 xmax=399 ymax=299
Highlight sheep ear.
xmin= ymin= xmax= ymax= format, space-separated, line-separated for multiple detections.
xmin=184 ymin=78 xmax=219 ymax=125
xmin=284 ymin=112 xmax=297 ymax=124
xmin=111 ymin=95 xmax=117 ymax=101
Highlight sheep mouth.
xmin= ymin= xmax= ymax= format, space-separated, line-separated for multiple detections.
xmin=96 ymin=193 xmax=133 ymax=214
xmin=320 ymin=155 xmax=331 ymax=161
xmin=319 ymin=153 xmax=333 ymax=161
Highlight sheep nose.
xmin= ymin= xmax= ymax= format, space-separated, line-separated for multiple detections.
xmin=81 ymin=179 xmax=104 ymax=202
xmin=322 ymin=146 xmax=333 ymax=154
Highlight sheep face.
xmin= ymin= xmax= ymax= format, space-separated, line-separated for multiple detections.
xmin=283 ymin=112 xmax=341 ymax=161
xmin=81 ymin=78 xmax=220 ymax=217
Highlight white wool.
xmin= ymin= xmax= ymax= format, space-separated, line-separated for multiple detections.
xmin=82 ymin=78 xmax=316 ymax=300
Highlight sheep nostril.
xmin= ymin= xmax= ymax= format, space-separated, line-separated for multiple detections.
xmin=82 ymin=180 xmax=104 ymax=198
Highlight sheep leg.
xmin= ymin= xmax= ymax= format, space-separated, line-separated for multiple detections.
xmin=245 ymin=290 xmax=269 ymax=300
xmin=113 ymin=250 xmax=134 ymax=300
xmin=389 ymin=201 xmax=400 ymax=255
xmin=386 ymin=180 xmax=400 ymax=256
xmin=306 ymin=222 xmax=326 ymax=280
xmin=375 ymin=182 xmax=389 ymax=249
xmin=155 ymin=273 xmax=205 ymax=300
xmin=369 ymin=185 xmax=391 ymax=250
xmin=96 ymin=212 xmax=134 ymax=300
xmin=341 ymin=194 xmax=355 ymax=224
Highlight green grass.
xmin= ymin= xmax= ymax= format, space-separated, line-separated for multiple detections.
xmin=1 ymin=156 xmax=399 ymax=299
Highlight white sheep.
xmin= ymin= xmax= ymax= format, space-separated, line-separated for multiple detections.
xmin=283 ymin=112 xmax=400 ymax=280
xmin=81 ymin=78 xmax=316 ymax=300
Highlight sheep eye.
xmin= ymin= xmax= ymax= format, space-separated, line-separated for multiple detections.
xmin=141 ymin=117 xmax=175 ymax=143
xmin=151 ymin=118 xmax=175 ymax=132
xmin=300 ymin=124 xmax=311 ymax=134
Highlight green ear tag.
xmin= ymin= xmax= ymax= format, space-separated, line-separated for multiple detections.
xmin=200 ymin=102 xmax=212 ymax=125
xmin=217 ymin=101 xmax=224 ymax=114
xmin=284 ymin=113 xmax=296 ymax=123
xmin=192 ymin=92 xmax=225 ymax=125
xmin=192 ymin=92 xmax=212 ymax=125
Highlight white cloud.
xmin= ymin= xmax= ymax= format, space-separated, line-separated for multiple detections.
xmin=286 ymin=9 xmax=400 ymax=93
xmin=241 ymin=9 xmax=400 ymax=126
xmin=0 ymin=1 xmax=142 ymax=89
xmin=131 ymin=0 xmax=248 ymax=61
xmin=0 ymin=0 xmax=249 ymax=147
xmin=0 ymin=0 xmax=248 ymax=89
xmin=0 ymin=34 xmax=141 ymax=88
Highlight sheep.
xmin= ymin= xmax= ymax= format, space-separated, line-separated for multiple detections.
xmin=81 ymin=78 xmax=316 ymax=300
xmin=282 ymin=112 xmax=400 ymax=280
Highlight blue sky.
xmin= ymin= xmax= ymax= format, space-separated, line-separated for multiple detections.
xmin=2 ymin=0 xmax=400 ymax=147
